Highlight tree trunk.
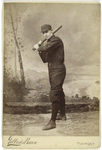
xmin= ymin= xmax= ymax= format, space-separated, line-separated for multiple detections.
xmin=10 ymin=5 xmax=25 ymax=87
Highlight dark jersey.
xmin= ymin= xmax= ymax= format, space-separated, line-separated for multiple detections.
xmin=38 ymin=35 xmax=65 ymax=63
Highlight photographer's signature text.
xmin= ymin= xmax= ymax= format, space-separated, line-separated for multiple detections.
xmin=7 ymin=135 xmax=37 ymax=146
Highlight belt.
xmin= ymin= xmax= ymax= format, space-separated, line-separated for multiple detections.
xmin=48 ymin=61 xmax=64 ymax=67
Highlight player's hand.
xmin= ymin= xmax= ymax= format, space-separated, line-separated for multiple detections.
xmin=38 ymin=41 xmax=42 ymax=45
xmin=34 ymin=44 xmax=39 ymax=50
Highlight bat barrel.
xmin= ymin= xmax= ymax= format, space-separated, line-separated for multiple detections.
xmin=53 ymin=25 xmax=62 ymax=34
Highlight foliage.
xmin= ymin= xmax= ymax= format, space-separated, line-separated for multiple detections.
xmin=3 ymin=67 xmax=25 ymax=107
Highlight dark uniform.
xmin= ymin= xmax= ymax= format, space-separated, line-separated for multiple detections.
xmin=38 ymin=34 xmax=66 ymax=116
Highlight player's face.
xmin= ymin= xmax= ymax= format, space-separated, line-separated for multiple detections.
xmin=42 ymin=30 xmax=53 ymax=39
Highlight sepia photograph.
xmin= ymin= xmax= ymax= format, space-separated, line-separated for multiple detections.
xmin=2 ymin=1 xmax=101 ymax=149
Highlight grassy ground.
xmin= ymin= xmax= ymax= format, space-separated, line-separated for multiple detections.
xmin=3 ymin=111 xmax=99 ymax=136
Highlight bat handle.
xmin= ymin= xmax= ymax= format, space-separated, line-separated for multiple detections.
xmin=32 ymin=42 xmax=42 ymax=51
xmin=32 ymin=48 xmax=37 ymax=51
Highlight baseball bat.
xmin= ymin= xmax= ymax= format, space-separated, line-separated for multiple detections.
xmin=32 ymin=25 xmax=62 ymax=51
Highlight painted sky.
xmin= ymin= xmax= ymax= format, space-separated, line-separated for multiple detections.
xmin=4 ymin=3 xmax=100 ymax=73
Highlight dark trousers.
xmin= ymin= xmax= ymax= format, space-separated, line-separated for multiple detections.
xmin=48 ymin=62 xmax=66 ymax=116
